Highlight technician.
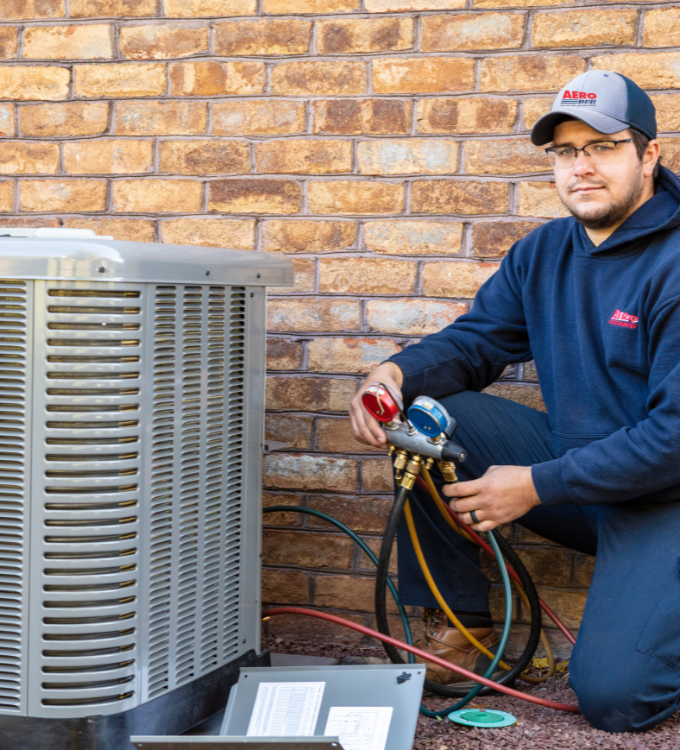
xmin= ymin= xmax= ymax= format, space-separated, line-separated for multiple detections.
xmin=349 ymin=70 xmax=680 ymax=733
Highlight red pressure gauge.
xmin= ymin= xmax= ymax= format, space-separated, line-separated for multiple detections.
xmin=362 ymin=383 xmax=402 ymax=423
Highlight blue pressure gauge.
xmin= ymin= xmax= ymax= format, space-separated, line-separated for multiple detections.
xmin=407 ymin=396 xmax=453 ymax=438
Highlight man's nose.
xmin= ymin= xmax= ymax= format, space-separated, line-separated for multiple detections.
xmin=571 ymin=150 xmax=595 ymax=176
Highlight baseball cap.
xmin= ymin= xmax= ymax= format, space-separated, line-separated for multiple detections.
xmin=530 ymin=70 xmax=657 ymax=146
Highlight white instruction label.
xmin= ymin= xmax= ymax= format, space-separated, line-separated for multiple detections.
xmin=246 ymin=682 xmax=325 ymax=737
xmin=324 ymin=707 xmax=393 ymax=750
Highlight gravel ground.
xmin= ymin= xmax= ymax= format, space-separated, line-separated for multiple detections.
xmin=264 ymin=638 xmax=680 ymax=749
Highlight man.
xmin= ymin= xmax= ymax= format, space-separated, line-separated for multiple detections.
xmin=349 ymin=70 xmax=680 ymax=733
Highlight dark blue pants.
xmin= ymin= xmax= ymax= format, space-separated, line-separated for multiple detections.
xmin=398 ymin=390 xmax=680 ymax=732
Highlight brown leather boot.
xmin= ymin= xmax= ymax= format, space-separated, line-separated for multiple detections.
xmin=416 ymin=609 xmax=500 ymax=686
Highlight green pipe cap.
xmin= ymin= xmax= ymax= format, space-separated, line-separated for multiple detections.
xmin=448 ymin=709 xmax=517 ymax=728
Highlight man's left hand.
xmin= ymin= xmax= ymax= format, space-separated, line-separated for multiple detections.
xmin=443 ymin=465 xmax=541 ymax=532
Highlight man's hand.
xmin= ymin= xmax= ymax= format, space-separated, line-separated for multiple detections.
xmin=350 ymin=362 xmax=404 ymax=448
xmin=443 ymin=465 xmax=541 ymax=532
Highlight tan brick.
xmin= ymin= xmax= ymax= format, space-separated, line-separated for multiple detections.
xmin=112 ymin=179 xmax=202 ymax=214
xmin=513 ymin=548 xmax=571 ymax=587
xmin=524 ymin=361 xmax=538 ymax=381
xmin=533 ymin=9 xmax=636 ymax=49
xmin=518 ymin=181 xmax=568 ymax=219
xmin=265 ymin=414 xmax=313 ymax=450
xmin=160 ymin=218 xmax=254 ymax=249
xmin=361 ymin=457 xmax=393 ymax=491
xmin=367 ymin=0 xmax=465 ymax=10
xmin=592 ymin=53 xmax=680 ymax=91
xmin=20 ymin=102 xmax=108 ymax=137
xmin=263 ymin=491 xmax=303 ymax=528
xmin=522 ymin=97 xmax=552 ymax=130
xmin=0 ymin=180 xmax=13 ymax=212
xmin=417 ymin=97 xmax=517 ymax=134
xmin=315 ymin=575 xmax=397 ymax=613
xmin=482 ymin=382 xmax=545 ymax=412
xmin=0 ymin=27 xmax=18 ymax=59
xmin=366 ymin=298 xmax=466 ymax=335
xmin=262 ymin=569 xmax=309 ymax=605
xmin=319 ymin=258 xmax=415 ymax=294
xmin=0 ymin=142 xmax=58 ymax=175
xmin=572 ymin=554 xmax=594 ymax=587
xmin=308 ymin=496 xmax=391 ymax=533
xmin=0 ymin=104 xmax=13 ymax=136
xmin=528 ymin=588 xmax=586 ymax=631
xmin=372 ymin=57 xmax=474 ymax=94
xmin=264 ymin=453 xmax=357 ymax=492
xmin=115 ymin=100 xmax=206 ymax=135
xmin=215 ymin=19 xmax=311 ymax=56
xmin=317 ymin=17 xmax=413 ymax=55
xmin=412 ymin=180 xmax=509 ymax=215
xmin=0 ymin=217 xmax=60 ymax=228
xmin=268 ymin=298 xmax=361 ymax=333
xmin=271 ymin=61 xmax=366 ymax=96
xmin=465 ymin=138 xmax=548 ymax=176
xmin=423 ymin=13 xmax=524 ymax=52
xmin=364 ymin=220 xmax=463 ymax=255
xmin=20 ymin=179 xmax=106 ymax=212
xmin=256 ymin=140 xmax=352 ymax=176
xmin=63 ymin=217 xmax=154 ymax=242
xmin=266 ymin=376 xmax=356 ymax=412
xmin=164 ymin=0 xmax=256 ymax=16
xmin=264 ymin=611 xmax=366 ymax=645
xmin=266 ymin=339 xmax=303 ymax=371
xmin=75 ymin=63 xmax=165 ymax=97
xmin=474 ymin=0 xmax=572 ymax=6
xmin=0 ymin=65 xmax=69 ymax=101
xmin=212 ymin=100 xmax=304 ymax=137
xmin=263 ymin=529 xmax=354 ymax=568
xmin=1 ymin=0 xmax=64 ymax=21
xmin=169 ymin=61 xmax=264 ymax=96
xmin=120 ymin=23 xmax=208 ymax=60
xmin=70 ymin=0 xmax=156 ymax=17
xmin=480 ymin=55 xmax=584 ymax=93
xmin=313 ymin=99 xmax=410 ymax=135
xmin=307 ymin=337 xmax=400 ymax=373
xmin=263 ymin=0 xmax=358 ymax=12
xmin=658 ymin=138 xmax=680 ymax=174
xmin=644 ymin=8 xmax=680 ymax=48
xmin=309 ymin=180 xmax=403 ymax=215
xmin=358 ymin=138 xmax=458 ymax=176
xmin=316 ymin=417 xmax=380 ymax=454
xmin=209 ymin=179 xmax=301 ymax=214
xmin=473 ymin=220 xmax=542 ymax=258
xmin=263 ymin=220 xmax=356 ymax=254
xmin=652 ymin=94 xmax=680 ymax=133
xmin=24 ymin=24 xmax=113 ymax=60
xmin=274 ymin=258 xmax=315 ymax=294
xmin=159 ymin=140 xmax=249 ymax=176
xmin=422 ymin=260 xmax=500 ymax=298
xmin=64 ymin=139 xmax=152 ymax=175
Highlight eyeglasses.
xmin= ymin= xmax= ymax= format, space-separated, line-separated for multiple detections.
xmin=545 ymin=139 xmax=634 ymax=168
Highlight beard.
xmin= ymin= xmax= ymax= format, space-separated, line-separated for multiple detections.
xmin=562 ymin=175 xmax=645 ymax=231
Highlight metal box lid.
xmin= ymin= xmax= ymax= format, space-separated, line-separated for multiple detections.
xmin=0 ymin=229 xmax=293 ymax=287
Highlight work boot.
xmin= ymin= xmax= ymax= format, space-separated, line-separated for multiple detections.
xmin=416 ymin=609 xmax=500 ymax=686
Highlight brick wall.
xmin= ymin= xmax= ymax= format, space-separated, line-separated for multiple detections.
xmin=1 ymin=0 xmax=676 ymax=659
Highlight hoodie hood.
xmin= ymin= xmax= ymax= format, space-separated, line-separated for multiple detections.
xmin=576 ymin=165 xmax=680 ymax=255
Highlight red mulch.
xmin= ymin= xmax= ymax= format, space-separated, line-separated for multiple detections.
xmin=264 ymin=638 xmax=680 ymax=749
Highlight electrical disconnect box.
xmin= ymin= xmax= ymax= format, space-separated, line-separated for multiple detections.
xmin=0 ymin=228 xmax=293 ymax=749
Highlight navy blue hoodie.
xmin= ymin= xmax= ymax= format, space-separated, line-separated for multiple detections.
xmin=389 ymin=165 xmax=680 ymax=507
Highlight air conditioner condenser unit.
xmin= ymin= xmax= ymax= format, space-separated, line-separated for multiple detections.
xmin=0 ymin=228 xmax=293 ymax=749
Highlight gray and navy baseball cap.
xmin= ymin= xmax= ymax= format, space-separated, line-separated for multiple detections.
xmin=530 ymin=70 xmax=657 ymax=146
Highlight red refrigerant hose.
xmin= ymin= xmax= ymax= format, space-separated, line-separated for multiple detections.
xmin=414 ymin=474 xmax=577 ymax=646
xmin=263 ymin=607 xmax=579 ymax=713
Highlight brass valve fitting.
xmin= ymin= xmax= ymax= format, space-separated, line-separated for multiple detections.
xmin=399 ymin=454 xmax=423 ymax=490
xmin=437 ymin=460 xmax=458 ymax=484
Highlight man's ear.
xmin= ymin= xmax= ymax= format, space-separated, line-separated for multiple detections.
xmin=643 ymin=139 xmax=661 ymax=179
